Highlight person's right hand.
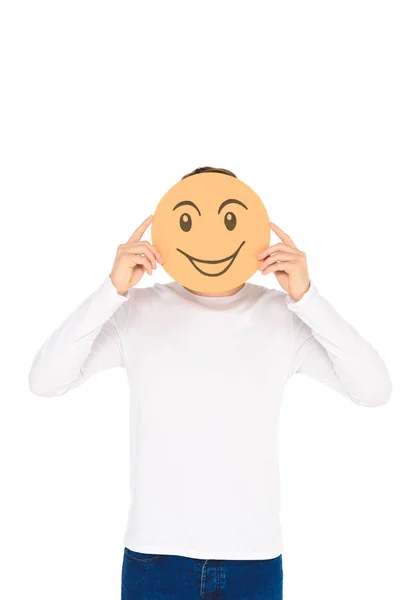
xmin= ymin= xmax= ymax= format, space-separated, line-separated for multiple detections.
xmin=109 ymin=215 xmax=163 ymax=295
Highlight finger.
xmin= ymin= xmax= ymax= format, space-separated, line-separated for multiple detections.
xmin=261 ymin=261 xmax=294 ymax=275
xmin=133 ymin=240 xmax=164 ymax=263
xmin=122 ymin=245 xmax=157 ymax=269
xmin=128 ymin=254 xmax=153 ymax=276
xmin=150 ymin=243 xmax=164 ymax=263
xmin=258 ymin=242 xmax=301 ymax=260
xmin=126 ymin=240 xmax=163 ymax=264
xmin=269 ymin=222 xmax=297 ymax=248
xmin=126 ymin=215 xmax=153 ymax=244
xmin=259 ymin=252 xmax=298 ymax=271
xmin=120 ymin=241 xmax=161 ymax=264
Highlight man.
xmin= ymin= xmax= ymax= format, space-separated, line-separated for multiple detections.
xmin=29 ymin=166 xmax=392 ymax=600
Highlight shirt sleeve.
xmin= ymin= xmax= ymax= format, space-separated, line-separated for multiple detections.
xmin=28 ymin=275 xmax=132 ymax=397
xmin=286 ymin=281 xmax=392 ymax=407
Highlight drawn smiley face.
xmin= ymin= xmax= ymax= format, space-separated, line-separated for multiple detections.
xmin=151 ymin=172 xmax=270 ymax=293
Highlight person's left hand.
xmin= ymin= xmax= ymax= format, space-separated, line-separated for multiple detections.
xmin=257 ymin=222 xmax=311 ymax=302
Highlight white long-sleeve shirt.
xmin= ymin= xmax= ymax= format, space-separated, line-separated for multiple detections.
xmin=28 ymin=275 xmax=392 ymax=560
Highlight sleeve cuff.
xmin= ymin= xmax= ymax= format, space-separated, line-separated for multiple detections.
xmin=286 ymin=280 xmax=319 ymax=309
xmin=105 ymin=274 xmax=132 ymax=303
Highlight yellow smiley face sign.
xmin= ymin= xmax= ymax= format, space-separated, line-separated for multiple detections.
xmin=151 ymin=172 xmax=270 ymax=293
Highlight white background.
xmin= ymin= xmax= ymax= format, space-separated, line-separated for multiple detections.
xmin=1 ymin=1 xmax=399 ymax=599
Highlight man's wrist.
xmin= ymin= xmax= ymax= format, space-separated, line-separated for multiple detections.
xmin=108 ymin=275 xmax=131 ymax=300
xmin=287 ymin=280 xmax=318 ymax=308
xmin=290 ymin=280 xmax=311 ymax=302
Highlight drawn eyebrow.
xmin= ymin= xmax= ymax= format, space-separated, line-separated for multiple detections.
xmin=172 ymin=200 xmax=201 ymax=216
xmin=218 ymin=199 xmax=248 ymax=214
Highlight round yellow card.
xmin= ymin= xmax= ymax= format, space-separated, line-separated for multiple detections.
xmin=151 ymin=172 xmax=270 ymax=293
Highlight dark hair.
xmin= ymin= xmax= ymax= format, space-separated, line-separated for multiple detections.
xmin=181 ymin=166 xmax=237 ymax=180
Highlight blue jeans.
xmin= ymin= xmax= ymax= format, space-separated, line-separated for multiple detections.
xmin=121 ymin=547 xmax=283 ymax=599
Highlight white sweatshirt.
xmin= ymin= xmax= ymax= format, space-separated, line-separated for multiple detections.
xmin=28 ymin=275 xmax=392 ymax=560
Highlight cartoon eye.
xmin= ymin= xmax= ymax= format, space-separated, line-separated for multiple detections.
xmin=224 ymin=211 xmax=237 ymax=231
xmin=180 ymin=213 xmax=192 ymax=232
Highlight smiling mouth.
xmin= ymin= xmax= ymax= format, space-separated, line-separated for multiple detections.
xmin=176 ymin=240 xmax=246 ymax=277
